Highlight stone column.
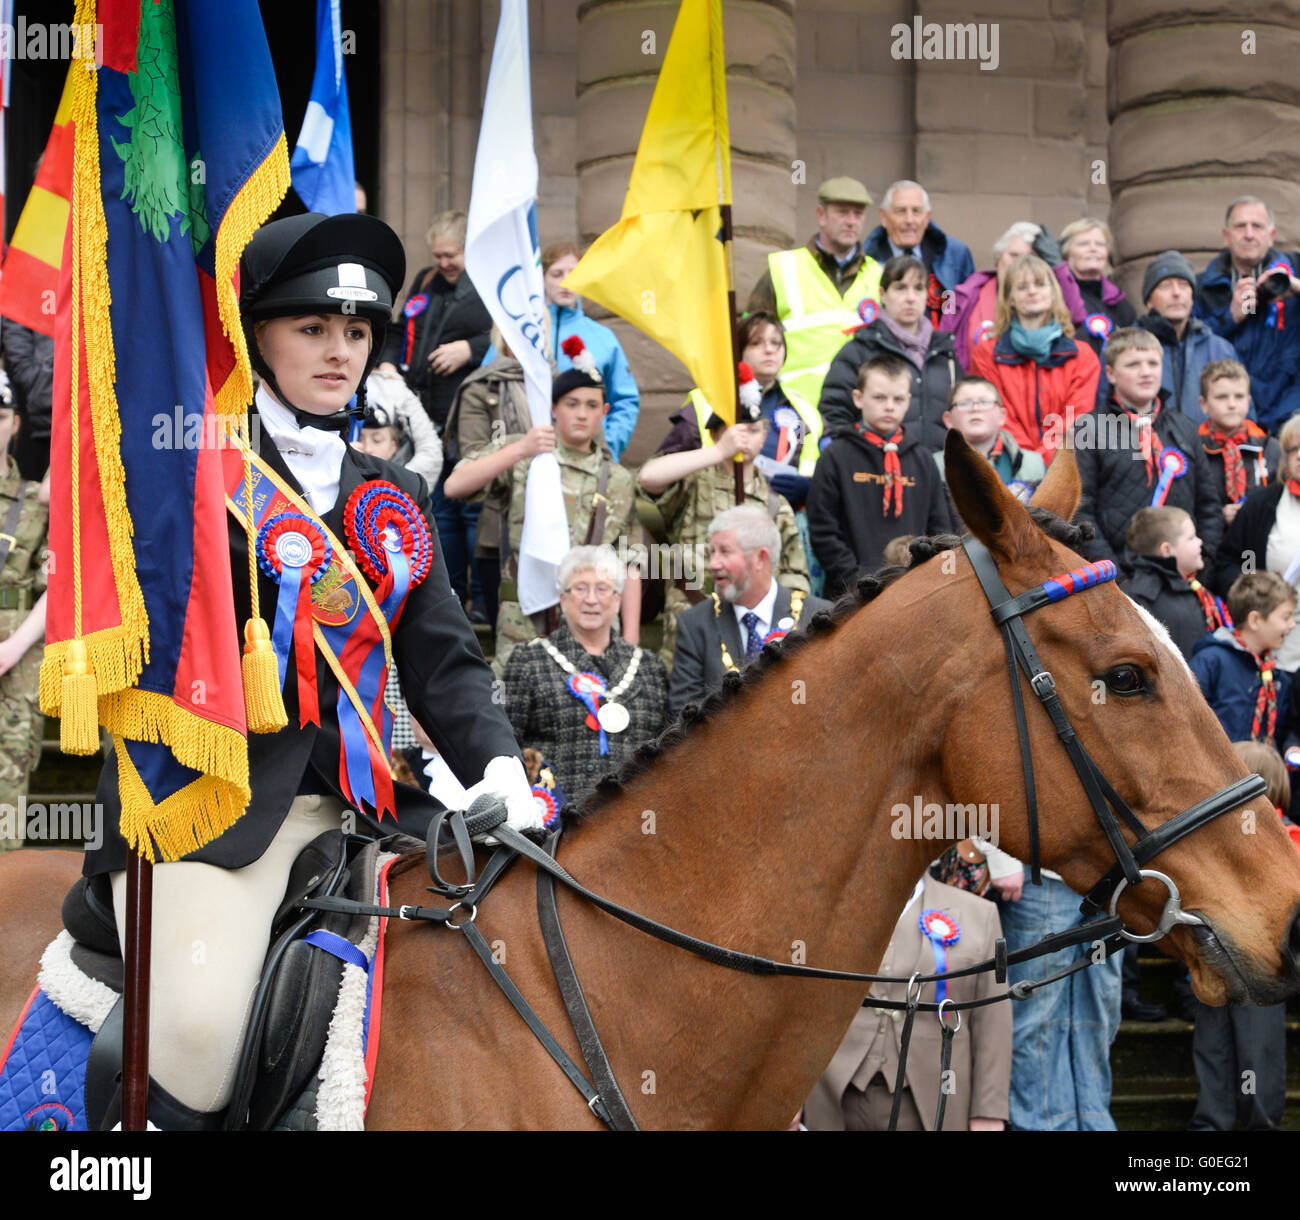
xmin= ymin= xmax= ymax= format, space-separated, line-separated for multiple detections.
xmin=1107 ymin=1 xmax=1300 ymax=299
xmin=379 ymin=0 xmax=482 ymax=269
xmin=912 ymin=0 xmax=1091 ymax=265
xmin=575 ymin=0 xmax=798 ymax=463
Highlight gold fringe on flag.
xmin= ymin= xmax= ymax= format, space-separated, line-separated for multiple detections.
xmin=113 ymin=731 xmax=251 ymax=864
xmin=41 ymin=0 xmax=288 ymax=856
xmin=211 ymin=132 xmax=291 ymax=417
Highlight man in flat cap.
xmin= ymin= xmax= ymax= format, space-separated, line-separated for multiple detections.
xmin=747 ymin=177 xmax=883 ymax=408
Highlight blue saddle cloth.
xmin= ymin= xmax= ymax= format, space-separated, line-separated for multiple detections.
xmin=0 ymin=989 xmax=94 ymax=1131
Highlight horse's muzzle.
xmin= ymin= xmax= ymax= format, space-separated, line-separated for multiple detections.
xmin=1189 ymin=908 xmax=1300 ymax=1006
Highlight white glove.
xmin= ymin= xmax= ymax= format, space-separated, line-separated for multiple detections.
xmin=460 ymin=754 xmax=543 ymax=836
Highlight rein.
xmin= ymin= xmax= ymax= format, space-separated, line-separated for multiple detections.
xmin=305 ymin=538 xmax=1265 ymax=1131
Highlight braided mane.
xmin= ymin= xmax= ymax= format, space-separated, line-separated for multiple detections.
xmin=568 ymin=510 xmax=1091 ymax=823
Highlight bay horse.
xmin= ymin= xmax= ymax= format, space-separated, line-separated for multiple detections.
xmin=4 ymin=436 xmax=1300 ymax=1129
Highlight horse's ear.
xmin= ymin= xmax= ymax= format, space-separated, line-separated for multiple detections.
xmin=1028 ymin=446 xmax=1081 ymax=522
xmin=943 ymin=429 xmax=1049 ymax=565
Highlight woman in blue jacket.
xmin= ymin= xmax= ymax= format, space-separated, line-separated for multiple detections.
xmin=480 ymin=240 xmax=641 ymax=460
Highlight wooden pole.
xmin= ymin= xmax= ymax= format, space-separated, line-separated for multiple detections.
xmin=721 ymin=201 xmax=744 ymax=505
xmin=121 ymin=853 xmax=152 ymax=1130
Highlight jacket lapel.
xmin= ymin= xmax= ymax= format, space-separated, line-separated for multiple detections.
xmin=772 ymin=585 xmax=795 ymax=632
xmin=718 ymin=600 xmax=744 ymax=667
xmin=325 ymin=445 xmax=366 ymax=543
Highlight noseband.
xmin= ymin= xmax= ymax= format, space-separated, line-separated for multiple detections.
xmin=962 ymin=536 xmax=1265 ymax=938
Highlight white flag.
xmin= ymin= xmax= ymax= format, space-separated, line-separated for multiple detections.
xmin=465 ymin=0 xmax=566 ymax=615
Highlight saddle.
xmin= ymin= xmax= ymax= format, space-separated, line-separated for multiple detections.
xmin=59 ymin=830 xmax=408 ymax=1130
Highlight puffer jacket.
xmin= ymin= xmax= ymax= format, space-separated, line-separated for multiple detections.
xmin=968 ymin=327 xmax=1100 ymax=460
xmin=818 ymin=318 xmax=959 ymax=450
xmin=1072 ymin=393 xmax=1223 ymax=573
xmin=1195 ymin=247 xmax=1300 ymax=433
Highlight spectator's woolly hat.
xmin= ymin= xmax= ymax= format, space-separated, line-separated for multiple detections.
xmin=817 ymin=176 xmax=872 ymax=207
xmin=1141 ymin=251 xmax=1197 ymax=303
xmin=552 ymin=335 xmax=604 ymax=403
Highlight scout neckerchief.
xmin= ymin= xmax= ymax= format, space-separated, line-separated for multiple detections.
xmin=1119 ymin=401 xmax=1162 ymax=486
xmin=223 ymin=445 xmax=431 ymax=819
xmin=1187 ymin=576 xmax=1231 ymax=632
xmin=854 ymin=422 xmax=904 ymax=517
xmin=1199 ymin=418 xmax=1270 ymax=503
xmin=1286 ymin=477 xmax=1300 ymax=498
xmin=1232 ymin=628 xmax=1278 ymax=743
xmin=713 ymin=589 xmax=806 ymax=673
xmin=536 ymin=634 xmax=643 ymax=756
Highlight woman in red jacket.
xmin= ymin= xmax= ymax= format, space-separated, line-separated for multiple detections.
xmin=970 ymin=254 xmax=1100 ymax=461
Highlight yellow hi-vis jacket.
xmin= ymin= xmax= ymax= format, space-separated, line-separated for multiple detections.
xmin=768 ymin=246 xmax=882 ymax=406
xmin=687 ymin=381 xmax=822 ymax=477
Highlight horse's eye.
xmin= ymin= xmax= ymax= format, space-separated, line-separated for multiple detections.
xmin=1105 ymin=665 xmax=1146 ymax=696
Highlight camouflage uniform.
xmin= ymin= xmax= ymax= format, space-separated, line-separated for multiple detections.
xmin=489 ymin=439 xmax=642 ymax=675
xmin=650 ymin=461 xmax=809 ymax=670
xmin=0 ymin=458 xmax=48 ymax=853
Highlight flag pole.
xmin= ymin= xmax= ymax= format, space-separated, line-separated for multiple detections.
xmin=721 ymin=202 xmax=744 ymax=506
xmin=710 ymin=0 xmax=742 ymax=506
xmin=121 ymin=854 xmax=152 ymax=1129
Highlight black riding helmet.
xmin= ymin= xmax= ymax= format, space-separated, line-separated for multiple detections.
xmin=239 ymin=212 xmax=406 ymax=432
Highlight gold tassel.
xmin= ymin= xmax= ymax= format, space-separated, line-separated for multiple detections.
xmin=59 ymin=638 xmax=100 ymax=755
xmin=242 ymin=616 xmax=287 ymax=733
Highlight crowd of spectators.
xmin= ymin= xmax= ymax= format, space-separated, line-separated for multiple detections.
xmin=335 ymin=181 xmax=1300 ymax=1131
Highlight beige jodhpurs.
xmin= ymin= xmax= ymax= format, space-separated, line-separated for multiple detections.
xmin=110 ymin=795 xmax=345 ymax=1113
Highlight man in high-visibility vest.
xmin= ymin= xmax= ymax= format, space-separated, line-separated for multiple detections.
xmin=747 ymin=177 xmax=883 ymax=408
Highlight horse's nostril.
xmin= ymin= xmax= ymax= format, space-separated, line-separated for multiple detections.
xmin=1287 ymin=909 xmax=1300 ymax=972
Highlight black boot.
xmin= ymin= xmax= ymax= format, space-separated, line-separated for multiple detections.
xmin=85 ymin=1000 xmax=227 ymax=1130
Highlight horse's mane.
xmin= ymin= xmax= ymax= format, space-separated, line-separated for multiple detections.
xmin=568 ymin=509 xmax=1092 ymax=824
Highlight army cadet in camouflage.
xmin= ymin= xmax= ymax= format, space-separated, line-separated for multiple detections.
xmin=0 ymin=398 xmax=49 ymax=854
xmin=638 ymin=417 xmax=809 ymax=669
xmin=444 ymin=338 xmax=643 ymax=675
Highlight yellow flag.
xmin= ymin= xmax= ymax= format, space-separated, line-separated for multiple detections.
xmin=565 ymin=0 xmax=736 ymax=424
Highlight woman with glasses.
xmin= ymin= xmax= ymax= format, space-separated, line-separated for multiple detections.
xmin=501 ymin=545 xmax=668 ymax=805
xmin=818 ymin=254 xmax=960 ymax=451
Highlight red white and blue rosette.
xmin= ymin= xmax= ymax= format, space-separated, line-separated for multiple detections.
xmin=1085 ymin=313 xmax=1113 ymax=348
xmin=1150 ymin=447 xmax=1187 ymax=507
xmin=856 ymin=298 xmax=878 ymax=329
xmin=567 ymin=670 xmax=610 ymax=756
xmin=531 ymin=786 xmax=561 ymax=830
xmin=345 ymin=480 xmax=432 ymax=616
xmin=763 ymin=627 xmax=789 ymax=647
xmin=256 ymin=512 xmax=332 ymax=726
xmin=401 ymin=293 xmax=429 ymax=365
xmin=919 ymin=908 xmax=961 ymax=1009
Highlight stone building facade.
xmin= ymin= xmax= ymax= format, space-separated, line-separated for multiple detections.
xmin=372 ymin=0 xmax=1288 ymax=462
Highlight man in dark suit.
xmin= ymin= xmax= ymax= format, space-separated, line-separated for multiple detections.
xmin=668 ymin=504 xmax=831 ymax=715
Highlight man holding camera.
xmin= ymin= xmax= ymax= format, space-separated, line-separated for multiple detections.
xmin=1195 ymin=196 xmax=1300 ymax=434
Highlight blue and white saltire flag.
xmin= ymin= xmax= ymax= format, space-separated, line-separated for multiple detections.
xmin=465 ymin=0 xmax=566 ymax=615
xmin=290 ymin=0 xmax=356 ymax=215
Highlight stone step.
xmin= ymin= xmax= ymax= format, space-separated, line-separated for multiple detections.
xmin=1111 ymin=1016 xmax=1300 ymax=1086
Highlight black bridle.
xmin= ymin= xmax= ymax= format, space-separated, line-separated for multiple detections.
xmin=962 ymin=536 xmax=1265 ymax=931
xmin=294 ymin=536 xmax=1267 ymax=1132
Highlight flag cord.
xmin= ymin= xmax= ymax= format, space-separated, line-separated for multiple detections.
xmin=58 ymin=69 xmax=98 ymax=755
xmin=238 ymin=416 xmax=288 ymax=733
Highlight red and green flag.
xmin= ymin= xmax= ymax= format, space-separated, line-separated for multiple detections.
xmin=42 ymin=0 xmax=290 ymax=860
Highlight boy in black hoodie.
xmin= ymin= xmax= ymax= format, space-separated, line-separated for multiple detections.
xmin=1073 ymin=328 xmax=1223 ymax=575
xmin=1122 ymin=506 xmax=1223 ymax=660
xmin=807 ymin=353 xmax=955 ymax=598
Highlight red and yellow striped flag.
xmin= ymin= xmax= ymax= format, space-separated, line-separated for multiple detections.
xmin=0 ymin=64 xmax=75 ymax=336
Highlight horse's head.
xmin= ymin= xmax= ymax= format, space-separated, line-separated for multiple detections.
xmin=940 ymin=432 xmax=1300 ymax=1005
